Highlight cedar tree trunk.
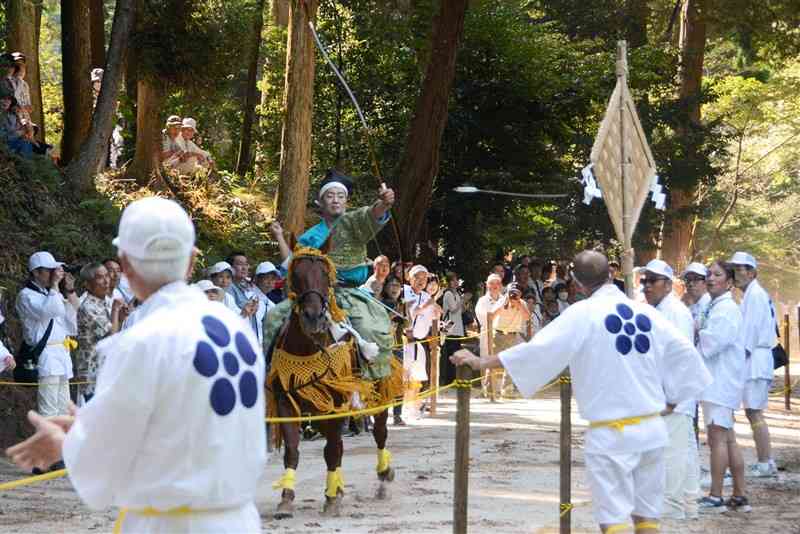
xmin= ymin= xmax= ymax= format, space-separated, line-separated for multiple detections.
xmin=275 ymin=0 xmax=318 ymax=235
xmin=65 ymin=0 xmax=136 ymax=193
xmin=236 ymin=0 xmax=266 ymax=175
xmin=61 ymin=0 xmax=94 ymax=164
xmin=7 ymin=0 xmax=45 ymax=141
xmin=89 ymin=0 xmax=107 ymax=69
xmin=394 ymin=0 xmax=468 ymax=258
xmin=661 ymin=0 xmax=706 ymax=270
xmin=130 ymin=76 xmax=165 ymax=185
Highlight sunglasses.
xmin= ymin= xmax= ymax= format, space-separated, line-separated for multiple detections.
xmin=640 ymin=277 xmax=668 ymax=286
xmin=683 ymin=277 xmax=706 ymax=284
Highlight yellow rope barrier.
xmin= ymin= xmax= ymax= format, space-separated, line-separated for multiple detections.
xmin=0 ymin=468 xmax=67 ymax=491
xmin=0 ymin=380 xmax=95 ymax=387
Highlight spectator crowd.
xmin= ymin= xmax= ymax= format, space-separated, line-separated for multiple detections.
xmin=0 ymin=236 xmax=787 ymax=522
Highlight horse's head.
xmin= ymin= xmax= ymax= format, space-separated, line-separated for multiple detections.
xmin=287 ymin=246 xmax=337 ymax=338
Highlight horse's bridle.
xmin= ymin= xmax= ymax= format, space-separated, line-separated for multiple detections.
xmin=291 ymin=255 xmax=333 ymax=322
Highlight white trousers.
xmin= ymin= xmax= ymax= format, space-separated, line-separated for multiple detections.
xmin=37 ymin=375 xmax=70 ymax=417
xmin=662 ymin=413 xmax=699 ymax=519
xmin=585 ymin=447 xmax=665 ymax=525
xmin=120 ymin=502 xmax=260 ymax=533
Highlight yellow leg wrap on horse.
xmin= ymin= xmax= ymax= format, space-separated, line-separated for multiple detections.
xmin=325 ymin=469 xmax=345 ymax=498
xmin=377 ymin=448 xmax=392 ymax=473
xmin=272 ymin=468 xmax=297 ymax=491
xmin=113 ymin=508 xmax=129 ymax=534
xmin=634 ymin=521 xmax=659 ymax=531
xmin=606 ymin=524 xmax=630 ymax=534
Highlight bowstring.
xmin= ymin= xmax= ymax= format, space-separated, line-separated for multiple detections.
xmin=306 ymin=8 xmax=405 ymax=267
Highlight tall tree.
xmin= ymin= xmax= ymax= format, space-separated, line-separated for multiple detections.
xmin=89 ymin=0 xmax=107 ymax=69
xmin=275 ymin=0 xmax=319 ymax=236
xmin=66 ymin=0 xmax=137 ymax=193
xmin=236 ymin=0 xmax=266 ymax=175
xmin=130 ymin=76 xmax=165 ymax=183
xmin=661 ymin=0 xmax=707 ymax=269
xmin=394 ymin=0 xmax=469 ymax=258
xmin=6 ymin=0 xmax=45 ymax=141
xmin=61 ymin=0 xmax=94 ymax=165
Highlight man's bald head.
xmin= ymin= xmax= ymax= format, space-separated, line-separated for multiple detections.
xmin=572 ymin=250 xmax=610 ymax=292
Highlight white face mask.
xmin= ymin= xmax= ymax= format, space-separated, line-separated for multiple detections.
xmin=558 ymin=292 xmax=568 ymax=301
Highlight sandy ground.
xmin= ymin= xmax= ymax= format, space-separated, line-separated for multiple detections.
xmin=0 ymin=388 xmax=798 ymax=534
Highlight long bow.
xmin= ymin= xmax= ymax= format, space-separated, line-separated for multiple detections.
xmin=307 ymin=20 xmax=405 ymax=260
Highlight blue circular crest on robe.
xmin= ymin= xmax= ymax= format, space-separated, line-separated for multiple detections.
xmin=605 ymin=307 xmax=653 ymax=357
xmin=193 ymin=315 xmax=260 ymax=415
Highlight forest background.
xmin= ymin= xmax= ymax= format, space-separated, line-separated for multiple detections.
xmin=1 ymin=0 xmax=799 ymax=305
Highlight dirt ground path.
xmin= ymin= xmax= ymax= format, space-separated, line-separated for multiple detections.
xmin=0 ymin=391 xmax=798 ymax=533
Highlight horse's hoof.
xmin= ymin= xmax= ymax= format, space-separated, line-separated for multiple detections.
xmin=375 ymin=482 xmax=388 ymax=500
xmin=274 ymin=496 xmax=294 ymax=519
xmin=322 ymin=493 xmax=343 ymax=517
xmin=377 ymin=467 xmax=395 ymax=482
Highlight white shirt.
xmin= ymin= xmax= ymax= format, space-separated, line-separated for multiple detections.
xmin=739 ymin=279 xmax=777 ymax=381
xmin=475 ymin=292 xmax=505 ymax=357
xmin=403 ymin=286 xmax=434 ymax=340
xmin=253 ymin=287 xmax=275 ymax=343
xmin=689 ymin=292 xmax=711 ymax=325
xmin=499 ymin=284 xmax=711 ymax=455
xmin=63 ymin=281 xmax=266 ymax=515
xmin=655 ymin=293 xmax=700 ymax=416
xmin=442 ymin=289 xmax=465 ymax=337
xmin=697 ymin=291 xmax=746 ymax=409
xmin=15 ymin=283 xmax=77 ymax=378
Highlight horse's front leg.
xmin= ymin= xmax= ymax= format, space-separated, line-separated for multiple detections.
xmin=319 ymin=419 xmax=344 ymax=517
xmin=274 ymin=397 xmax=300 ymax=519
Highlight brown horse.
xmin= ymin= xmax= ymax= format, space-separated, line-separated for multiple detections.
xmin=267 ymin=246 xmax=396 ymax=519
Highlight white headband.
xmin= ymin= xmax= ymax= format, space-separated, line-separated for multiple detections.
xmin=319 ymin=182 xmax=349 ymax=199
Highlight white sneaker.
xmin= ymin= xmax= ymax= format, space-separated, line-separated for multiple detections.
xmin=747 ymin=462 xmax=777 ymax=478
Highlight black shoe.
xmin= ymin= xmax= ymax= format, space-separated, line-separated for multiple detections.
xmin=32 ymin=467 xmax=44 ymax=475
xmin=725 ymin=495 xmax=752 ymax=513
xmin=49 ymin=461 xmax=65 ymax=472
xmin=393 ymin=416 xmax=406 ymax=426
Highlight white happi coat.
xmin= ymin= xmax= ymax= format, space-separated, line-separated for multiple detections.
xmin=62 ymin=281 xmax=267 ymax=533
xmin=15 ymin=284 xmax=77 ymax=379
xmin=739 ymin=279 xmax=777 ymax=381
xmin=655 ymin=293 xmax=699 ymax=417
xmin=499 ymin=284 xmax=711 ymax=455
xmin=697 ymin=291 xmax=746 ymax=410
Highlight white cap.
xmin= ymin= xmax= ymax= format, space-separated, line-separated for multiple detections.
xmin=318 ymin=181 xmax=348 ymax=199
xmin=194 ymin=279 xmax=223 ymax=294
xmin=28 ymin=251 xmax=63 ymax=272
xmin=208 ymin=261 xmax=233 ymax=276
xmin=409 ymin=265 xmax=429 ymax=278
xmin=643 ymin=259 xmax=674 ymax=279
xmin=112 ymin=197 xmax=195 ymax=261
xmin=255 ymin=261 xmax=279 ymax=276
xmin=181 ymin=117 xmax=197 ymax=131
xmin=682 ymin=262 xmax=708 ymax=278
xmin=729 ymin=251 xmax=757 ymax=269
xmin=90 ymin=68 xmax=103 ymax=82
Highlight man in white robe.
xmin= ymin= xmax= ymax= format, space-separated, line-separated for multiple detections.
xmin=453 ymin=251 xmax=711 ymax=534
xmin=681 ymin=263 xmax=711 ymax=327
xmin=642 ymin=259 xmax=702 ymax=520
xmin=729 ymin=251 xmax=778 ymax=477
xmin=7 ymin=197 xmax=267 ymax=533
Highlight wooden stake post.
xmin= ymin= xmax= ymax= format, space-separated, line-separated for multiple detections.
xmin=785 ymin=312 xmax=791 ymax=410
xmin=430 ymin=321 xmax=441 ymax=415
xmin=559 ymin=370 xmax=572 ymax=534
xmin=453 ymin=364 xmax=471 ymax=534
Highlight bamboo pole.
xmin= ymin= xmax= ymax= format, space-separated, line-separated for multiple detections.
xmin=559 ymin=369 xmax=572 ymax=534
xmin=617 ymin=40 xmax=635 ymax=299
xmin=453 ymin=363 xmax=471 ymax=534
